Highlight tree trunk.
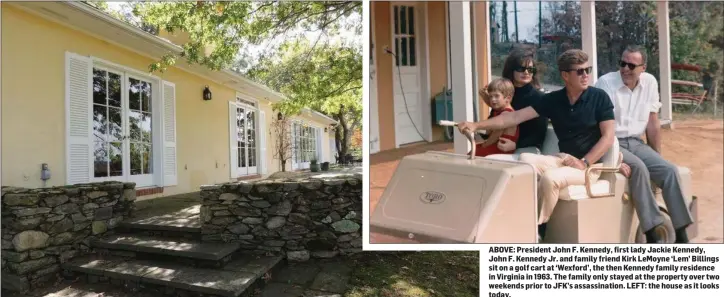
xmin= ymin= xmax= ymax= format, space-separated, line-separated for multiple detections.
xmin=335 ymin=105 xmax=353 ymax=164
xmin=335 ymin=127 xmax=342 ymax=163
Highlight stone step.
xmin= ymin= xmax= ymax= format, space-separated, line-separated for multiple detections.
xmin=92 ymin=234 xmax=240 ymax=262
xmin=62 ymin=254 xmax=285 ymax=297
xmin=119 ymin=214 xmax=202 ymax=234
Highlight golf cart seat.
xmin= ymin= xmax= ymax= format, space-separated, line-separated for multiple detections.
xmin=539 ymin=126 xmax=623 ymax=201
xmin=539 ymin=126 xmax=630 ymax=243
xmin=487 ymin=126 xmax=622 ymax=200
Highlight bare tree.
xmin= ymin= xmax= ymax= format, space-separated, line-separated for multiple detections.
xmin=272 ymin=114 xmax=293 ymax=172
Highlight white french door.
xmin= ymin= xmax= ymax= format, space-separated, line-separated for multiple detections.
xmin=391 ymin=3 xmax=424 ymax=146
xmin=91 ymin=67 xmax=155 ymax=187
xmin=291 ymin=122 xmax=320 ymax=170
xmin=231 ymin=98 xmax=258 ymax=177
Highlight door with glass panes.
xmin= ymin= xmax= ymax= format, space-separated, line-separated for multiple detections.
xmin=232 ymin=98 xmax=258 ymax=176
xmin=292 ymin=122 xmax=319 ymax=170
xmin=91 ymin=66 xmax=155 ymax=187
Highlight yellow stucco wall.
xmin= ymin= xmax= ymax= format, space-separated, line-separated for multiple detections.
xmin=1 ymin=5 xmax=333 ymax=195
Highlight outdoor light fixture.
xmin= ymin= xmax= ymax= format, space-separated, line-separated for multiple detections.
xmin=277 ymin=112 xmax=283 ymax=120
xmin=203 ymin=86 xmax=212 ymax=100
xmin=324 ymin=128 xmax=328 ymax=132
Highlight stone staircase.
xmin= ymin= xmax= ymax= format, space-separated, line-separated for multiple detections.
xmin=60 ymin=215 xmax=285 ymax=297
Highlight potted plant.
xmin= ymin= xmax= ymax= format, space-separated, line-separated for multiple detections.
xmin=321 ymin=161 xmax=330 ymax=171
xmin=310 ymin=158 xmax=320 ymax=172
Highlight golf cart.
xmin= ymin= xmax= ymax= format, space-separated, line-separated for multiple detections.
xmin=370 ymin=122 xmax=699 ymax=243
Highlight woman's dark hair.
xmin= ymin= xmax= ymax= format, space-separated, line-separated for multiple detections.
xmin=502 ymin=49 xmax=541 ymax=89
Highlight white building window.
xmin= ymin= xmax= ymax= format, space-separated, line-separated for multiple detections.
xmin=291 ymin=121 xmax=320 ymax=170
xmin=66 ymin=53 xmax=178 ymax=188
xmin=230 ymin=94 xmax=260 ymax=177
xmin=90 ymin=66 xmax=157 ymax=187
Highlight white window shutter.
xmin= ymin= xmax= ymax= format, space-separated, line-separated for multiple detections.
xmin=229 ymin=102 xmax=238 ymax=179
xmin=162 ymin=81 xmax=178 ymax=186
xmin=258 ymin=111 xmax=267 ymax=175
xmin=65 ymin=52 xmax=92 ymax=185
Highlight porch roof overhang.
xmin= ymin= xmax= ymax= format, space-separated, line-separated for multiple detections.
xmin=10 ymin=1 xmax=337 ymax=126
xmin=303 ymin=109 xmax=338 ymax=126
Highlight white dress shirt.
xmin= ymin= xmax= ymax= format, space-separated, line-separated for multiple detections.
xmin=595 ymin=71 xmax=662 ymax=138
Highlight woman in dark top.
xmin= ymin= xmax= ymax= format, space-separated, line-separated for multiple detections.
xmin=493 ymin=49 xmax=548 ymax=156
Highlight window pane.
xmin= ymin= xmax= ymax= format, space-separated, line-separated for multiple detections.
xmin=108 ymin=107 xmax=122 ymax=142
xmin=247 ymin=110 xmax=255 ymax=130
xmin=130 ymin=143 xmax=142 ymax=175
xmin=141 ymin=112 xmax=152 ymax=143
xmin=143 ymin=144 xmax=152 ymax=174
xmin=410 ymin=37 xmax=416 ymax=66
xmin=93 ymin=69 xmax=107 ymax=105
xmin=109 ymin=142 xmax=123 ymax=176
xmin=129 ymin=110 xmax=142 ymax=141
xmin=249 ymin=148 xmax=256 ymax=167
xmin=142 ymin=81 xmax=152 ymax=112
xmin=108 ymin=72 xmax=121 ymax=108
xmin=395 ymin=38 xmax=400 ymax=66
xmin=94 ymin=141 xmax=108 ymax=178
xmin=93 ymin=105 xmax=107 ymax=142
xmin=409 ymin=6 xmax=415 ymax=35
xmin=240 ymin=147 xmax=246 ymax=167
xmin=401 ymin=37 xmax=408 ymax=66
xmin=129 ymin=78 xmax=141 ymax=110
xmin=400 ymin=6 xmax=407 ymax=34
xmin=236 ymin=142 xmax=244 ymax=167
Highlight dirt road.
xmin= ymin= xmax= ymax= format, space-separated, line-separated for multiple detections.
xmin=370 ymin=119 xmax=723 ymax=244
xmin=660 ymin=120 xmax=723 ymax=243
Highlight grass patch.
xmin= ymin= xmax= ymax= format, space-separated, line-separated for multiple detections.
xmin=345 ymin=251 xmax=479 ymax=297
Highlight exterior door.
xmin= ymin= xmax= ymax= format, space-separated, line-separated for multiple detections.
xmin=291 ymin=122 xmax=319 ymax=170
xmin=391 ymin=3 xmax=424 ymax=146
xmin=91 ymin=67 xmax=155 ymax=187
xmin=232 ymin=99 xmax=258 ymax=176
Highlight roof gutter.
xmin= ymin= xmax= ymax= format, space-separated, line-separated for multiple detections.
xmin=65 ymin=2 xmax=288 ymax=103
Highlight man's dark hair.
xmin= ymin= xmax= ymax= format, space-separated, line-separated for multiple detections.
xmin=623 ymin=45 xmax=648 ymax=65
xmin=557 ymin=49 xmax=589 ymax=72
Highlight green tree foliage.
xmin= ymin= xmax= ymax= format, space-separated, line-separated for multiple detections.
xmin=128 ymin=1 xmax=361 ymax=73
xmin=246 ymin=40 xmax=362 ymax=162
xmin=538 ymin=1 xmax=723 ymax=103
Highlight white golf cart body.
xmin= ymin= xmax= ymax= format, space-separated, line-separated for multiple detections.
xmin=370 ymin=126 xmax=699 ymax=243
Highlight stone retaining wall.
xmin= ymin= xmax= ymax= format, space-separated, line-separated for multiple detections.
xmin=1 ymin=182 xmax=135 ymax=291
xmin=200 ymin=174 xmax=362 ymax=261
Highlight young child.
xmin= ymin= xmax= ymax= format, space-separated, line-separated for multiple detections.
xmin=470 ymin=78 xmax=519 ymax=157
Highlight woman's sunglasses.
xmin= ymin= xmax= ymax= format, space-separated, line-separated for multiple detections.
xmin=514 ymin=66 xmax=537 ymax=74
xmin=619 ymin=60 xmax=643 ymax=70
xmin=563 ymin=66 xmax=593 ymax=76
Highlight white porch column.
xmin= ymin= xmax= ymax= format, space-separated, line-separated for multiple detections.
xmin=657 ymin=1 xmax=673 ymax=127
xmin=581 ymin=1 xmax=598 ymax=83
xmin=449 ymin=1 xmax=475 ymax=155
